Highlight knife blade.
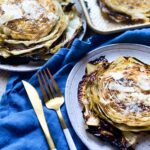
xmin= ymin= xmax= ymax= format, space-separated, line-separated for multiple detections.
xmin=22 ymin=80 xmax=56 ymax=150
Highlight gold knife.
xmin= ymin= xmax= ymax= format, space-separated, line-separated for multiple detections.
xmin=22 ymin=80 xmax=56 ymax=150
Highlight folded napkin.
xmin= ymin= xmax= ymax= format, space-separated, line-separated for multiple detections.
xmin=0 ymin=28 xmax=150 ymax=150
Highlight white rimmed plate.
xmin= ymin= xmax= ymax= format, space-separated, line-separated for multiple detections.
xmin=65 ymin=43 xmax=150 ymax=150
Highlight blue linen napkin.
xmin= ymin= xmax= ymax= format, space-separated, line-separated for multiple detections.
xmin=0 ymin=28 xmax=150 ymax=150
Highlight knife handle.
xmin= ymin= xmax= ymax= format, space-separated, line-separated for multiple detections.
xmin=39 ymin=114 xmax=56 ymax=149
xmin=22 ymin=80 xmax=56 ymax=149
xmin=33 ymin=100 xmax=56 ymax=150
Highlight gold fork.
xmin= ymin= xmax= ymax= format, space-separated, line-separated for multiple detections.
xmin=38 ymin=69 xmax=77 ymax=150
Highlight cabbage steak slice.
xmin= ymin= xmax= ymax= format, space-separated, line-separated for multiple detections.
xmin=99 ymin=0 xmax=150 ymax=23
xmin=78 ymin=56 xmax=140 ymax=150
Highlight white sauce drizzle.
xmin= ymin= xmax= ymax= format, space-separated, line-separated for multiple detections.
xmin=0 ymin=0 xmax=58 ymax=25
xmin=117 ymin=92 xmax=150 ymax=107
xmin=110 ymin=72 xmax=124 ymax=80
xmin=107 ymin=72 xmax=150 ymax=114
xmin=109 ymin=82 xmax=135 ymax=92
xmin=124 ymin=102 xmax=142 ymax=114
xmin=137 ymin=75 xmax=150 ymax=91
xmin=22 ymin=0 xmax=44 ymax=20
xmin=0 ymin=4 xmax=23 ymax=24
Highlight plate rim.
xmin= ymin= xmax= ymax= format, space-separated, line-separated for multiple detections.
xmin=65 ymin=43 xmax=150 ymax=149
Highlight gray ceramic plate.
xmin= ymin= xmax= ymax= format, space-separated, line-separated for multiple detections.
xmin=0 ymin=0 xmax=87 ymax=72
xmin=65 ymin=43 xmax=150 ymax=150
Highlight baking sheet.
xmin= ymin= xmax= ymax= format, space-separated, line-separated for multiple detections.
xmin=79 ymin=0 xmax=150 ymax=34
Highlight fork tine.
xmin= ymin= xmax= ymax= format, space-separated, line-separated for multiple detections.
xmin=38 ymin=73 xmax=49 ymax=101
xmin=46 ymin=69 xmax=62 ymax=96
xmin=43 ymin=70 xmax=56 ymax=98
xmin=40 ymin=71 xmax=53 ymax=100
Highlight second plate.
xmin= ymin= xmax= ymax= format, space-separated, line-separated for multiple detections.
xmin=65 ymin=43 xmax=150 ymax=150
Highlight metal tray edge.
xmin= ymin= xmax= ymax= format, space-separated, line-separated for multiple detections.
xmin=79 ymin=0 xmax=150 ymax=34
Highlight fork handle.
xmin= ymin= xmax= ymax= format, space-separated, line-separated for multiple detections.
xmin=57 ymin=109 xmax=77 ymax=150
xmin=63 ymin=128 xmax=77 ymax=150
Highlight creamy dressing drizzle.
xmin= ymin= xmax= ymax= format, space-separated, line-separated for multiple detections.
xmin=0 ymin=0 xmax=58 ymax=24
xmin=137 ymin=75 xmax=150 ymax=91
xmin=109 ymin=82 xmax=135 ymax=92
xmin=106 ymin=71 xmax=150 ymax=114
xmin=110 ymin=72 xmax=124 ymax=80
